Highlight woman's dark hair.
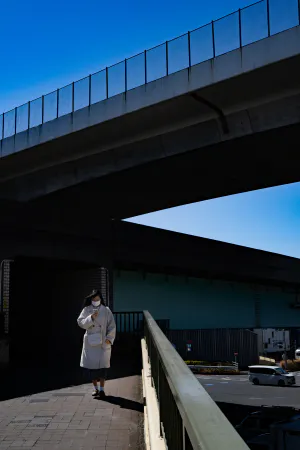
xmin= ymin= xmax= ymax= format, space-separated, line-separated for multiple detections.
xmin=83 ymin=289 xmax=105 ymax=308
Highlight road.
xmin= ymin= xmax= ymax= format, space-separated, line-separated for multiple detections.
xmin=197 ymin=373 xmax=300 ymax=407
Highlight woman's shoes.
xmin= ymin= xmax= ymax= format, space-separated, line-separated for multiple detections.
xmin=99 ymin=390 xmax=106 ymax=399
xmin=92 ymin=389 xmax=106 ymax=398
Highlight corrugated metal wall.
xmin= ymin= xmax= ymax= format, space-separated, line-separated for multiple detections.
xmin=167 ymin=328 xmax=259 ymax=368
xmin=0 ymin=260 xmax=11 ymax=334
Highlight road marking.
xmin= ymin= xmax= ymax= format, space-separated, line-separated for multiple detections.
xmin=221 ymin=377 xmax=231 ymax=380
xmin=220 ymin=382 xmax=229 ymax=384
xmin=249 ymin=397 xmax=263 ymax=400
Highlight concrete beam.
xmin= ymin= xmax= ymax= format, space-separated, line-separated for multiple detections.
xmin=0 ymin=228 xmax=110 ymax=266
xmin=2 ymin=90 xmax=300 ymax=202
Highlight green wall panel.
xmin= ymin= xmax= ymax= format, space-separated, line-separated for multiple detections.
xmin=113 ymin=270 xmax=298 ymax=329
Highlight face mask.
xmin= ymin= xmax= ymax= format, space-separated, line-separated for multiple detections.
xmin=92 ymin=300 xmax=101 ymax=307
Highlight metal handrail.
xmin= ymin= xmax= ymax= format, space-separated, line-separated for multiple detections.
xmin=0 ymin=0 xmax=299 ymax=143
xmin=144 ymin=310 xmax=248 ymax=449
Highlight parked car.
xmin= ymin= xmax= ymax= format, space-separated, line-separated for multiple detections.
xmin=248 ymin=365 xmax=296 ymax=386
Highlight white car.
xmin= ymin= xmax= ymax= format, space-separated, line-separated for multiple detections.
xmin=249 ymin=365 xmax=296 ymax=387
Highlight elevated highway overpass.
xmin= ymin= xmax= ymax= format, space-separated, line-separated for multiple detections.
xmin=0 ymin=7 xmax=300 ymax=224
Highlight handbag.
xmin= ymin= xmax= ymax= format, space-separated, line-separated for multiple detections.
xmin=87 ymin=332 xmax=102 ymax=347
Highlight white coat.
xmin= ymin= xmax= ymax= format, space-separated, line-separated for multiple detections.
xmin=77 ymin=304 xmax=116 ymax=369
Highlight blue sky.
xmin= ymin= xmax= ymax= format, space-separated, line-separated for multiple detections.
xmin=1 ymin=0 xmax=299 ymax=258
xmin=0 ymin=0 xmax=253 ymax=113
xmin=128 ymin=183 xmax=300 ymax=258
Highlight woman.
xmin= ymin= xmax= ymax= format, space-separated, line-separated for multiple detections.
xmin=77 ymin=289 xmax=116 ymax=398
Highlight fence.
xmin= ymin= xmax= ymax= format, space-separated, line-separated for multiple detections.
xmin=113 ymin=311 xmax=170 ymax=335
xmin=113 ymin=311 xmax=144 ymax=336
xmin=143 ymin=311 xmax=248 ymax=450
xmin=0 ymin=0 xmax=299 ymax=143
xmin=168 ymin=328 xmax=258 ymax=368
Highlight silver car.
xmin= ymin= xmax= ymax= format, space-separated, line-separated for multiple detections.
xmin=249 ymin=365 xmax=295 ymax=387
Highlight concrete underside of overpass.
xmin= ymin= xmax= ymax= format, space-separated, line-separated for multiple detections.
xmin=1 ymin=220 xmax=300 ymax=287
xmin=1 ymin=221 xmax=300 ymax=333
xmin=2 ymin=118 xmax=300 ymax=234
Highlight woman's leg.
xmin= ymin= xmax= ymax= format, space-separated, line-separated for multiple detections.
xmin=98 ymin=369 xmax=108 ymax=398
xmin=92 ymin=379 xmax=99 ymax=396
xmin=97 ymin=378 xmax=105 ymax=388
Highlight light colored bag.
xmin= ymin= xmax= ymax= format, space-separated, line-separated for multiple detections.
xmin=87 ymin=333 xmax=102 ymax=347
xmin=87 ymin=307 xmax=110 ymax=346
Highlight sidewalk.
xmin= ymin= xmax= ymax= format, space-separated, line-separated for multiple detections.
xmin=0 ymin=375 xmax=144 ymax=450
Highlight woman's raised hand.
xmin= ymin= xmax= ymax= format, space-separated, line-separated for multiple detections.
xmin=91 ymin=311 xmax=99 ymax=320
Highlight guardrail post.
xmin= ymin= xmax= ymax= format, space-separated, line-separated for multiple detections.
xmin=42 ymin=95 xmax=44 ymax=124
xmin=56 ymin=89 xmax=59 ymax=118
xmin=266 ymin=0 xmax=271 ymax=37
xmin=238 ymin=8 xmax=242 ymax=48
xmin=89 ymin=74 xmax=92 ymax=106
xmin=188 ymin=31 xmax=191 ymax=69
xmin=144 ymin=50 xmax=147 ymax=84
xmin=125 ymin=58 xmax=127 ymax=97
xmin=158 ymin=361 xmax=162 ymax=437
xmin=14 ymin=109 xmax=17 ymax=135
xmin=28 ymin=102 xmax=30 ymax=129
xmin=72 ymin=82 xmax=75 ymax=113
xmin=212 ymin=20 xmax=216 ymax=58
xmin=166 ymin=41 xmax=169 ymax=76
xmin=105 ymin=67 xmax=109 ymax=99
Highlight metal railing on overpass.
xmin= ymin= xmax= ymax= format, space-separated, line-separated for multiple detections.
xmin=143 ymin=311 xmax=248 ymax=450
xmin=1 ymin=0 xmax=299 ymax=145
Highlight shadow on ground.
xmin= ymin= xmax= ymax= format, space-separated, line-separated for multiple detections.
xmin=0 ymin=359 xmax=142 ymax=401
xmin=95 ymin=395 xmax=144 ymax=412
xmin=0 ymin=337 xmax=142 ymax=401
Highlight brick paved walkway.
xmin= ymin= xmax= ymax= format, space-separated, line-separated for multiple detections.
xmin=0 ymin=375 xmax=144 ymax=450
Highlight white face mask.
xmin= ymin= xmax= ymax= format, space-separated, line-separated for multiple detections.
xmin=92 ymin=300 xmax=101 ymax=307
